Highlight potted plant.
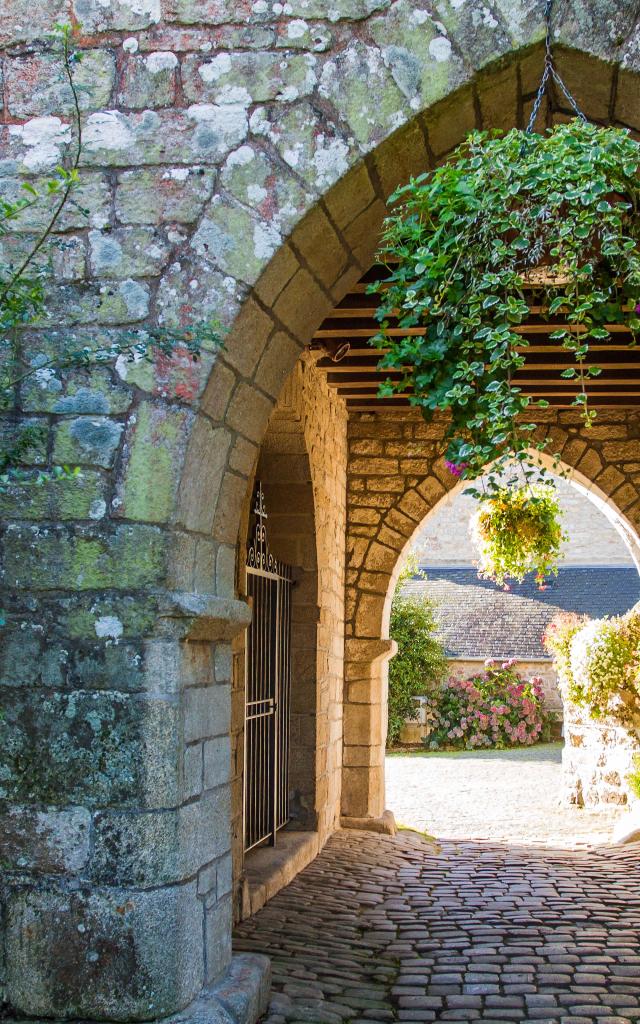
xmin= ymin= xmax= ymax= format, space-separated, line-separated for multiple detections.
xmin=370 ymin=120 xmax=640 ymax=482
xmin=470 ymin=482 xmax=565 ymax=587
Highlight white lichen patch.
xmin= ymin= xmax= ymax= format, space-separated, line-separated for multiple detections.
xmin=89 ymin=499 xmax=107 ymax=520
xmin=225 ymin=145 xmax=255 ymax=170
xmin=198 ymin=53 xmax=232 ymax=83
xmin=253 ymin=220 xmax=281 ymax=261
xmin=313 ymin=135 xmax=350 ymax=190
xmin=33 ymin=367 xmax=62 ymax=392
xmin=9 ymin=116 xmax=72 ymax=171
xmin=94 ymin=616 xmax=124 ymax=641
xmin=123 ymin=36 xmax=139 ymax=52
xmin=429 ymin=36 xmax=452 ymax=61
xmin=84 ymin=111 xmax=136 ymax=152
xmin=287 ymin=19 xmax=308 ymax=37
xmin=145 ymin=51 xmax=178 ymax=74
xmin=187 ymin=102 xmax=249 ymax=154
xmin=119 ymin=278 xmax=150 ymax=319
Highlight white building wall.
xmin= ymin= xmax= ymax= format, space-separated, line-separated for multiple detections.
xmin=415 ymin=472 xmax=635 ymax=567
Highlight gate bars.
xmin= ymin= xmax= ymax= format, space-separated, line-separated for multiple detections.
xmin=244 ymin=483 xmax=293 ymax=853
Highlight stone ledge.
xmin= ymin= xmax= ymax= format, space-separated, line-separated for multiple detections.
xmin=340 ymin=809 xmax=396 ymax=835
xmin=159 ymin=593 xmax=252 ymax=641
xmin=241 ymin=830 xmax=320 ymax=919
xmin=2 ymin=954 xmax=270 ymax=1024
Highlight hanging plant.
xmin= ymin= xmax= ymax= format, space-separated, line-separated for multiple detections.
xmin=369 ymin=118 xmax=640 ymax=481
xmin=470 ymin=483 xmax=566 ymax=587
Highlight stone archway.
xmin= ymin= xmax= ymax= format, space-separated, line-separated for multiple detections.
xmin=343 ymin=418 xmax=640 ymax=820
xmin=4 ymin=5 xmax=640 ymax=1022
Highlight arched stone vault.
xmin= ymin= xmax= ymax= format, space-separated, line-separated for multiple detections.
xmin=341 ymin=417 xmax=640 ymax=817
xmin=3 ymin=3 xmax=640 ymax=1022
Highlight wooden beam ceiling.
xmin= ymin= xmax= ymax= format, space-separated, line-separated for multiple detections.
xmin=310 ymin=265 xmax=640 ymax=413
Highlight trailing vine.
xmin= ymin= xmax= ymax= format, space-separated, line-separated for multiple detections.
xmin=370 ymin=119 xmax=640 ymax=482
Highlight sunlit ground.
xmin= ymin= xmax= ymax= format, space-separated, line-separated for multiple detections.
xmin=386 ymin=742 xmax=626 ymax=847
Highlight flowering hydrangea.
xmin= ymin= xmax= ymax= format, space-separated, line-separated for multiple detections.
xmin=424 ymin=662 xmax=549 ymax=751
xmin=544 ymin=607 xmax=640 ymax=721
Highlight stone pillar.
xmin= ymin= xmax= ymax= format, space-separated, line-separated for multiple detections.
xmin=1 ymin=591 xmax=269 ymax=1022
xmin=341 ymin=637 xmax=396 ymax=822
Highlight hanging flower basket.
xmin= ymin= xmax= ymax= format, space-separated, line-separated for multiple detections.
xmin=470 ymin=483 xmax=565 ymax=587
xmin=370 ymin=119 xmax=640 ymax=480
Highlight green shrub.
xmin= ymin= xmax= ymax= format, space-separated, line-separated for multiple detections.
xmin=387 ymin=591 xmax=446 ymax=747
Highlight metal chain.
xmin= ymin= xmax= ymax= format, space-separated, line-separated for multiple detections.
xmin=526 ymin=0 xmax=587 ymax=133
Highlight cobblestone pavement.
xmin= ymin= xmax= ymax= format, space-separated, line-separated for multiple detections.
xmin=234 ymin=829 xmax=640 ymax=1024
xmin=386 ymin=745 xmax=626 ymax=848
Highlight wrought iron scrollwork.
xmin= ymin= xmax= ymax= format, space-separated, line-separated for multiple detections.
xmin=246 ymin=481 xmax=284 ymax=575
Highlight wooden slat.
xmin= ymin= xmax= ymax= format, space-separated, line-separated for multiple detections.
xmin=311 ymin=264 xmax=640 ymax=409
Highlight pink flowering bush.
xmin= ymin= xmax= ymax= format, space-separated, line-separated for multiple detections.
xmin=423 ymin=661 xmax=550 ymax=750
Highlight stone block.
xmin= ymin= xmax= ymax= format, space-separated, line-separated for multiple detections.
xmin=115 ymin=167 xmax=216 ymax=225
xmin=73 ymin=0 xmax=162 ymax=30
xmin=476 ymin=64 xmax=518 ymax=133
xmin=199 ymin=785 xmax=232 ymax=862
xmin=1 ymin=806 xmax=90 ymax=874
xmin=88 ymin=227 xmax=170 ymax=279
xmin=91 ymin=803 xmax=202 ymax=885
xmin=324 ymin=162 xmax=376 ymax=231
xmin=291 ymin=205 xmax=349 ymax=290
xmin=53 ymin=416 xmax=124 ymax=468
xmin=616 ymin=68 xmax=640 ymax=128
xmin=0 ymin=0 xmax=65 ymax=45
xmin=118 ymin=53 xmax=178 ymax=108
xmin=341 ymin=764 xmax=384 ymax=819
xmin=0 ymin=469 xmax=108 ymax=522
xmin=205 ymin=893 xmax=233 ymax=986
xmin=204 ymin=735 xmax=232 ymax=789
xmin=191 ymin=195 xmax=275 ymax=286
xmin=5 ymin=51 xmax=116 ymax=117
xmin=2 ymin=522 xmax=166 ymax=591
xmin=318 ymin=40 xmax=410 ymax=150
xmin=184 ymin=742 xmax=203 ymax=799
xmin=115 ymin=401 xmax=194 ymax=524
xmin=425 ymin=87 xmax=476 ymax=159
xmin=200 ymin=361 xmax=237 ymax=423
xmin=344 ymin=701 xmax=384 ymax=746
xmin=185 ymin=685 xmax=231 ymax=743
xmin=44 ymin=281 xmax=151 ymax=326
xmin=272 ymin=267 xmax=330 ymax=344
xmin=211 ymin=949 xmax=270 ymax=1020
xmin=182 ymin=51 xmax=316 ymax=105
xmin=175 ymin=417 xmax=232 ymax=534
xmin=212 ymin=471 xmax=251 ymax=545
xmin=77 ymin=108 xmax=247 ymax=169
xmin=0 ymin=689 xmax=180 ymax=809
xmin=226 ymin=383 xmax=274 ymax=442
xmin=364 ymin=541 xmax=397 ymax=572
xmin=222 ymin=296 xmax=275 ymax=378
xmin=5 ymin=881 xmax=203 ymax=1020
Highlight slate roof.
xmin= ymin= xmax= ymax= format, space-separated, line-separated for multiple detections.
xmin=402 ymin=566 xmax=640 ymax=660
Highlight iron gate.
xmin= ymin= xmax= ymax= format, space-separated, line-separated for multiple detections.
xmin=244 ymin=482 xmax=293 ymax=853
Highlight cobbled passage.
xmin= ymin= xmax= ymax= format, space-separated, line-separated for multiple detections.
xmin=233 ymin=830 xmax=640 ymax=1024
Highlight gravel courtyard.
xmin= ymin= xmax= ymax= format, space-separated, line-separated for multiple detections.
xmin=386 ymin=743 xmax=625 ymax=847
